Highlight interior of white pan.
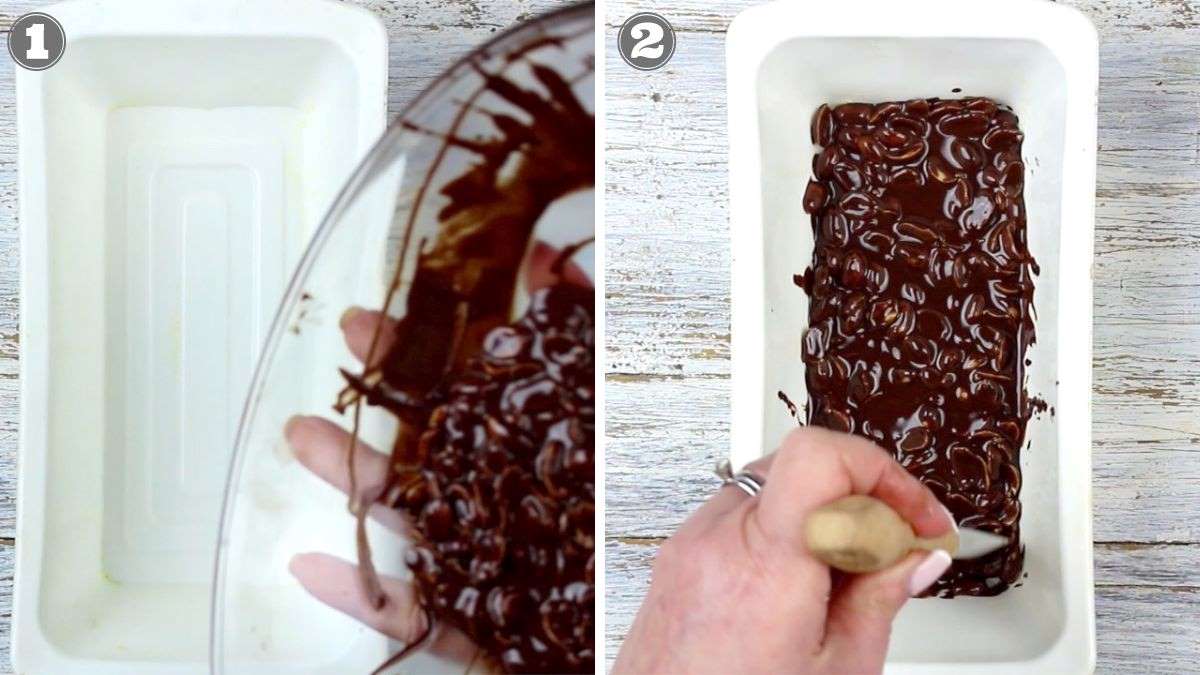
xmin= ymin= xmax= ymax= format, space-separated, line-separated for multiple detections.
xmin=29 ymin=34 xmax=370 ymax=666
xmin=745 ymin=37 xmax=1067 ymax=664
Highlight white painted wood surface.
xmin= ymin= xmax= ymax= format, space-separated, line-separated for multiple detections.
xmin=0 ymin=0 xmax=570 ymax=670
xmin=604 ymin=0 xmax=1200 ymax=672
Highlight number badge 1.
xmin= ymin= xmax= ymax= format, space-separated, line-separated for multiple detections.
xmin=8 ymin=12 xmax=66 ymax=71
xmin=617 ymin=12 xmax=676 ymax=72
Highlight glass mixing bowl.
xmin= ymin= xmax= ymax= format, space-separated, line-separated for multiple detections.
xmin=210 ymin=4 xmax=594 ymax=672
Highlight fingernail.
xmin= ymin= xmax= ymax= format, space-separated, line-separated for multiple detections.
xmin=908 ymin=549 xmax=952 ymax=597
xmin=340 ymin=306 xmax=363 ymax=328
xmin=937 ymin=501 xmax=959 ymax=534
xmin=286 ymin=553 xmax=304 ymax=578
xmin=283 ymin=414 xmax=306 ymax=441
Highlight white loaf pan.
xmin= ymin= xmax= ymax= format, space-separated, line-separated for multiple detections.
xmin=13 ymin=0 xmax=386 ymax=671
xmin=727 ymin=0 xmax=1097 ymax=672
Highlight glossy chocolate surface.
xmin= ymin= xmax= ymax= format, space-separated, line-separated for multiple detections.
xmin=396 ymin=281 xmax=595 ymax=672
xmin=800 ymin=98 xmax=1035 ymax=596
xmin=334 ymin=23 xmax=596 ymax=671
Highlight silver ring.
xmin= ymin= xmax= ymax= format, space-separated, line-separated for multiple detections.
xmin=734 ymin=472 xmax=765 ymax=497
xmin=714 ymin=460 xmax=766 ymax=498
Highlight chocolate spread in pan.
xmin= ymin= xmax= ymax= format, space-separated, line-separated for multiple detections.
xmin=335 ymin=25 xmax=595 ymax=673
xmin=800 ymin=98 xmax=1035 ymax=597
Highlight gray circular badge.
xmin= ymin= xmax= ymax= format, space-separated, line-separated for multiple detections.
xmin=8 ymin=12 xmax=66 ymax=71
xmin=618 ymin=12 xmax=675 ymax=71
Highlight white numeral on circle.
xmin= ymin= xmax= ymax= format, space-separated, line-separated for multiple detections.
xmin=629 ymin=21 xmax=664 ymax=60
xmin=25 ymin=22 xmax=48 ymax=60
xmin=618 ymin=12 xmax=675 ymax=71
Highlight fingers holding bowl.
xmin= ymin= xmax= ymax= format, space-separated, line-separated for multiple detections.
xmin=340 ymin=307 xmax=397 ymax=366
xmin=290 ymin=238 xmax=592 ymax=666
xmin=288 ymin=552 xmax=477 ymax=661
xmin=285 ymin=414 xmax=410 ymax=535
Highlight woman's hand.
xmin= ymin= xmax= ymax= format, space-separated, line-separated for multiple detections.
xmin=613 ymin=426 xmax=956 ymax=675
xmin=283 ymin=241 xmax=590 ymax=665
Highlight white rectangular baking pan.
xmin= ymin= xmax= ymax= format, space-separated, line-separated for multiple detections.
xmin=13 ymin=0 xmax=386 ymax=671
xmin=726 ymin=0 xmax=1097 ymax=672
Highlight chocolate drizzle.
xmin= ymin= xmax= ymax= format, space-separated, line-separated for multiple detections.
xmin=801 ymin=98 xmax=1035 ymax=597
xmin=332 ymin=9 xmax=595 ymax=672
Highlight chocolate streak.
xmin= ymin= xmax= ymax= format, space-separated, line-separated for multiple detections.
xmin=800 ymin=98 xmax=1035 ymax=597
xmin=336 ymin=29 xmax=595 ymax=673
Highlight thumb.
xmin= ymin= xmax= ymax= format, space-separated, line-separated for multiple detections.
xmin=820 ymin=550 xmax=952 ymax=670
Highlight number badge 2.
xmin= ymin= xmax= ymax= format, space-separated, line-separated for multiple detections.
xmin=618 ymin=12 xmax=676 ymax=71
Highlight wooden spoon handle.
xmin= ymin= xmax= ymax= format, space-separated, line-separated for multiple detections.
xmin=804 ymin=495 xmax=959 ymax=573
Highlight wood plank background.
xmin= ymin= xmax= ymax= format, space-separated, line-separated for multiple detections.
xmin=603 ymin=0 xmax=1200 ymax=672
xmin=0 ymin=0 xmax=569 ymax=670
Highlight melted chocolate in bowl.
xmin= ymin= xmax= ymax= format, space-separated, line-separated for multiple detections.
xmin=398 ymin=281 xmax=595 ymax=672
xmin=800 ymin=98 xmax=1036 ymax=597
xmin=331 ymin=8 xmax=596 ymax=670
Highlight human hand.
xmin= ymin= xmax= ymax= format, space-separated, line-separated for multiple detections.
xmin=283 ymin=241 xmax=591 ymax=667
xmin=612 ymin=426 xmax=956 ymax=675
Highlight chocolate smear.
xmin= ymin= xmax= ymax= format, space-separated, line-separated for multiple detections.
xmin=800 ymin=98 xmax=1036 ymax=597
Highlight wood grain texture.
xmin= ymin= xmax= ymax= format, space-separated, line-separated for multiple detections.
xmin=0 ymin=0 xmax=571 ymax=670
xmin=604 ymin=0 xmax=1200 ymax=671
xmin=0 ymin=545 xmax=11 ymax=670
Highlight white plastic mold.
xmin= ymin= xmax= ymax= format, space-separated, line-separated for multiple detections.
xmin=727 ymin=0 xmax=1097 ymax=672
xmin=14 ymin=0 xmax=386 ymax=671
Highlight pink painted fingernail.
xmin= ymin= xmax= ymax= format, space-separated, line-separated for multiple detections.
xmin=937 ymin=501 xmax=959 ymax=533
xmin=908 ymin=549 xmax=952 ymax=597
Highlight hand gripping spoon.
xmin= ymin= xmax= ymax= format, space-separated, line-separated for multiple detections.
xmin=804 ymin=495 xmax=1008 ymax=573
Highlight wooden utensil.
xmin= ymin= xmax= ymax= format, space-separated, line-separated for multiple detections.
xmin=804 ymin=495 xmax=1006 ymax=573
